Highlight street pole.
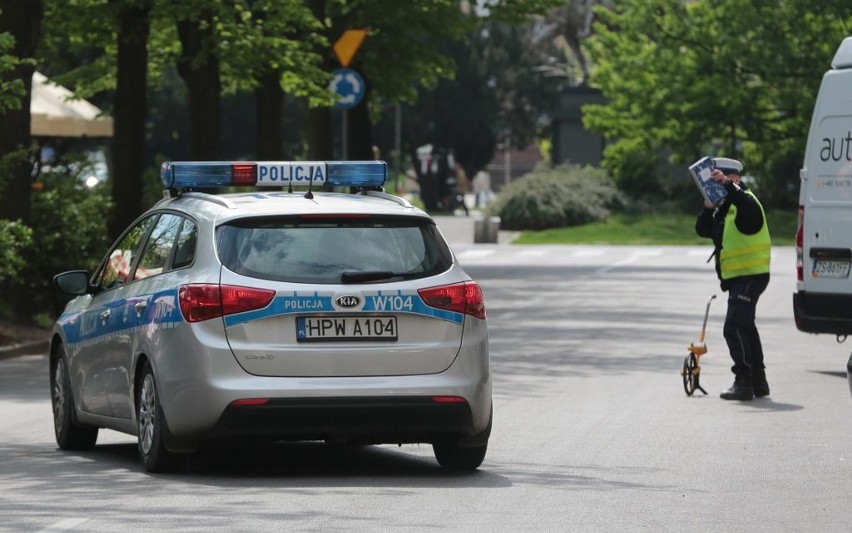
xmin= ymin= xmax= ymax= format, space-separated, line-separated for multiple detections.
xmin=504 ymin=134 xmax=511 ymax=186
xmin=394 ymin=103 xmax=401 ymax=192
xmin=342 ymin=110 xmax=348 ymax=160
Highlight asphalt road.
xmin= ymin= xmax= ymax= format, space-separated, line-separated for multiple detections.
xmin=2 ymin=244 xmax=852 ymax=532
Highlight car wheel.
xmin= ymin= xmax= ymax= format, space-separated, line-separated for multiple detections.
xmin=433 ymin=440 xmax=487 ymax=471
xmin=136 ymin=361 xmax=181 ymax=473
xmin=51 ymin=346 xmax=98 ymax=450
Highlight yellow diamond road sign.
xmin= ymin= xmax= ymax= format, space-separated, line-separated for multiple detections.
xmin=334 ymin=29 xmax=367 ymax=68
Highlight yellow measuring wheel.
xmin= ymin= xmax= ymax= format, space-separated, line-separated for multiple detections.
xmin=681 ymin=295 xmax=716 ymax=396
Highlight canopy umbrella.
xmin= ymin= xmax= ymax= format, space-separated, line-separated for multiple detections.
xmin=30 ymin=72 xmax=113 ymax=138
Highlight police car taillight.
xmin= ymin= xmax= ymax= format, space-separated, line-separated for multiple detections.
xmin=419 ymin=281 xmax=486 ymax=320
xmin=179 ymin=284 xmax=275 ymax=323
xmin=161 ymin=161 xmax=387 ymax=189
xmin=796 ymin=205 xmax=804 ymax=282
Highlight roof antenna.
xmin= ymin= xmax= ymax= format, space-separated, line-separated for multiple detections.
xmin=304 ymin=171 xmax=315 ymax=199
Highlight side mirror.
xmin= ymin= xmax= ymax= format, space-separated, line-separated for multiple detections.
xmin=54 ymin=270 xmax=92 ymax=296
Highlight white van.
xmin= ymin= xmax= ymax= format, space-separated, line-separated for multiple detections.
xmin=794 ymin=36 xmax=852 ymax=336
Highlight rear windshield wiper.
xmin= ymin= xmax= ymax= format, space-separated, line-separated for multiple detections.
xmin=341 ymin=271 xmax=406 ymax=283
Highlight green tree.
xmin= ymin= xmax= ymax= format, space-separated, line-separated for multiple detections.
xmin=0 ymin=0 xmax=42 ymax=225
xmin=303 ymin=0 xmax=474 ymax=161
xmin=584 ymin=0 xmax=852 ymax=207
xmin=41 ymin=0 xmax=153 ymax=239
xmin=40 ymin=0 xmax=330 ymax=236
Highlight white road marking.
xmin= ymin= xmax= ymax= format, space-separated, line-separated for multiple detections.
xmin=457 ymin=249 xmax=496 ymax=260
xmin=595 ymin=255 xmax=639 ymax=274
xmin=516 ymin=249 xmax=547 ymax=258
xmin=38 ymin=519 xmax=90 ymax=532
xmin=572 ymin=249 xmax=606 ymax=257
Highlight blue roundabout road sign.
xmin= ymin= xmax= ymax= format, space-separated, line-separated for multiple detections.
xmin=330 ymin=68 xmax=365 ymax=110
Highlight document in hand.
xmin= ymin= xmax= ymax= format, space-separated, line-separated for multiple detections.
xmin=688 ymin=156 xmax=728 ymax=205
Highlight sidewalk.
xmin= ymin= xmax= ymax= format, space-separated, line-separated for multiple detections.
xmin=0 ymin=317 xmax=50 ymax=358
xmin=0 ymin=334 xmax=49 ymax=359
xmin=432 ymin=214 xmax=518 ymax=245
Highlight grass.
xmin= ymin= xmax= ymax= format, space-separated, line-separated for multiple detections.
xmin=512 ymin=210 xmax=797 ymax=246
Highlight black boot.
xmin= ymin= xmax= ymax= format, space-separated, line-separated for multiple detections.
xmin=752 ymin=373 xmax=770 ymax=398
xmin=721 ymin=378 xmax=754 ymax=401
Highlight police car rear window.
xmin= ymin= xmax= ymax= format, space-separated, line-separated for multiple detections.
xmin=216 ymin=216 xmax=453 ymax=284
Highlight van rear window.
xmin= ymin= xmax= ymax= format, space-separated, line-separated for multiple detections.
xmin=216 ymin=216 xmax=452 ymax=284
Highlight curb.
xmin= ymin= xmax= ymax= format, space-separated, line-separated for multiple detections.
xmin=0 ymin=340 xmax=49 ymax=361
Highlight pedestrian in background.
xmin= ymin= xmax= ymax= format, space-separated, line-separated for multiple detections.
xmin=695 ymin=157 xmax=771 ymax=401
xmin=472 ymin=170 xmax=494 ymax=207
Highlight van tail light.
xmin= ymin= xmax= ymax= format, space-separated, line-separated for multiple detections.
xmin=796 ymin=205 xmax=804 ymax=282
xmin=419 ymin=281 xmax=486 ymax=320
xmin=179 ymin=284 xmax=275 ymax=323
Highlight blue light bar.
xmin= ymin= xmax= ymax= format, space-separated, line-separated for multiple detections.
xmin=161 ymin=161 xmax=387 ymax=189
xmin=161 ymin=162 xmax=239 ymax=188
xmin=326 ymin=161 xmax=387 ymax=187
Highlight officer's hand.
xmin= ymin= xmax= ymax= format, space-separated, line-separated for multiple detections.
xmin=710 ymin=169 xmax=729 ymax=184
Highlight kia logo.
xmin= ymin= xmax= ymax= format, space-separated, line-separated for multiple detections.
xmin=336 ymin=295 xmax=361 ymax=308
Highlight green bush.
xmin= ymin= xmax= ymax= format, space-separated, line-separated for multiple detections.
xmin=485 ymin=164 xmax=624 ymax=231
xmin=0 ymin=219 xmax=33 ymax=284
xmin=28 ymin=170 xmax=113 ymax=314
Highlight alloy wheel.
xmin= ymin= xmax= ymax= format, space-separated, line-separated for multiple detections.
xmin=138 ymin=374 xmax=157 ymax=456
xmin=52 ymin=358 xmax=66 ymax=431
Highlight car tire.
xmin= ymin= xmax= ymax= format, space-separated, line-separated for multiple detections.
xmin=433 ymin=440 xmax=487 ymax=471
xmin=136 ymin=361 xmax=182 ymax=473
xmin=51 ymin=345 xmax=98 ymax=450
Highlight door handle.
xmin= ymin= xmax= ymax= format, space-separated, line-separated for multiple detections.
xmin=99 ymin=310 xmax=110 ymax=323
xmin=134 ymin=301 xmax=148 ymax=316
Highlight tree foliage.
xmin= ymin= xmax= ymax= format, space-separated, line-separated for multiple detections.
xmin=373 ymin=3 xmax=573 ymax=201
xmin=0 ymin=32 xmax=27 ymax=114
xmin=0 ymin=220 xmax=32 ymax=285
xmin=584 ymin=0 xmax=852 ymax=207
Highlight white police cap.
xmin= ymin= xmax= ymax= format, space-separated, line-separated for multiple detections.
xmin=713 ymin=157 xmax=743 ymax=174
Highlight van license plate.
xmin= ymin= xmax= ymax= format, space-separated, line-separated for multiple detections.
xmin=812 ymin=260 xmax=851 ymax=279
xmin=296 ymin=316 xmax=398 ymax=342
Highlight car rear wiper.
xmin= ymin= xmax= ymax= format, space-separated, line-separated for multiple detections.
xmin=341 ymin=271 xmax=406 ymax=283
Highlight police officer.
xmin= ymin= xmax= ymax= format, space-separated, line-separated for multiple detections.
xmin=695 ymin=157 xmax=771 ymax=401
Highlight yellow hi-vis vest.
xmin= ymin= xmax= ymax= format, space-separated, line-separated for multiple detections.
xmin=720 ymin=190 xmax=771 ymax=279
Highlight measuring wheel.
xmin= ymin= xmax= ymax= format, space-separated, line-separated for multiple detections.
xmin=681 ymin=351 xmax=707 ymax=396
xmin=680 ymin=295 xmax=715 ymax=397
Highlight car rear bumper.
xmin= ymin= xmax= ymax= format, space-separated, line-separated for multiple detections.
xmin=205 ymin=396 xmax=487 ymax=446
xmin=153 ymin=321 xmax=492 ymax=451
xmin=793 ymin=291 xmax=852 ymax=335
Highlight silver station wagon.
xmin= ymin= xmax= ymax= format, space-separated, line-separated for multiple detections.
xmin=51 ymin=161 xmax=492 ymax=472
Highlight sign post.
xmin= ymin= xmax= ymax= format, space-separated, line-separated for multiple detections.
xmin=330 ymin=30 xmax=367 ymax=160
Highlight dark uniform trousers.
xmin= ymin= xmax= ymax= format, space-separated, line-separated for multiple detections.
xmin=723 ymin=273 xmax=770 ymax=379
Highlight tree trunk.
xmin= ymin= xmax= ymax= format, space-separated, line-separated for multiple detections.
xmin=0 ymin=0 xmax=42 ymax=225
xmin=307 ymin=106 xmax=333 ymax=160
xmin=109 ymin=0 xmax=151 ymax=240
xmin=255 ymin=71 xmax=283 ymax=160
xmin=176 ymin=11 xmax=220 ymax=161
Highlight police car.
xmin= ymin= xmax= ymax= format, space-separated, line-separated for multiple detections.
xmin=51 ymin=161 xmax=492 ymax=472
